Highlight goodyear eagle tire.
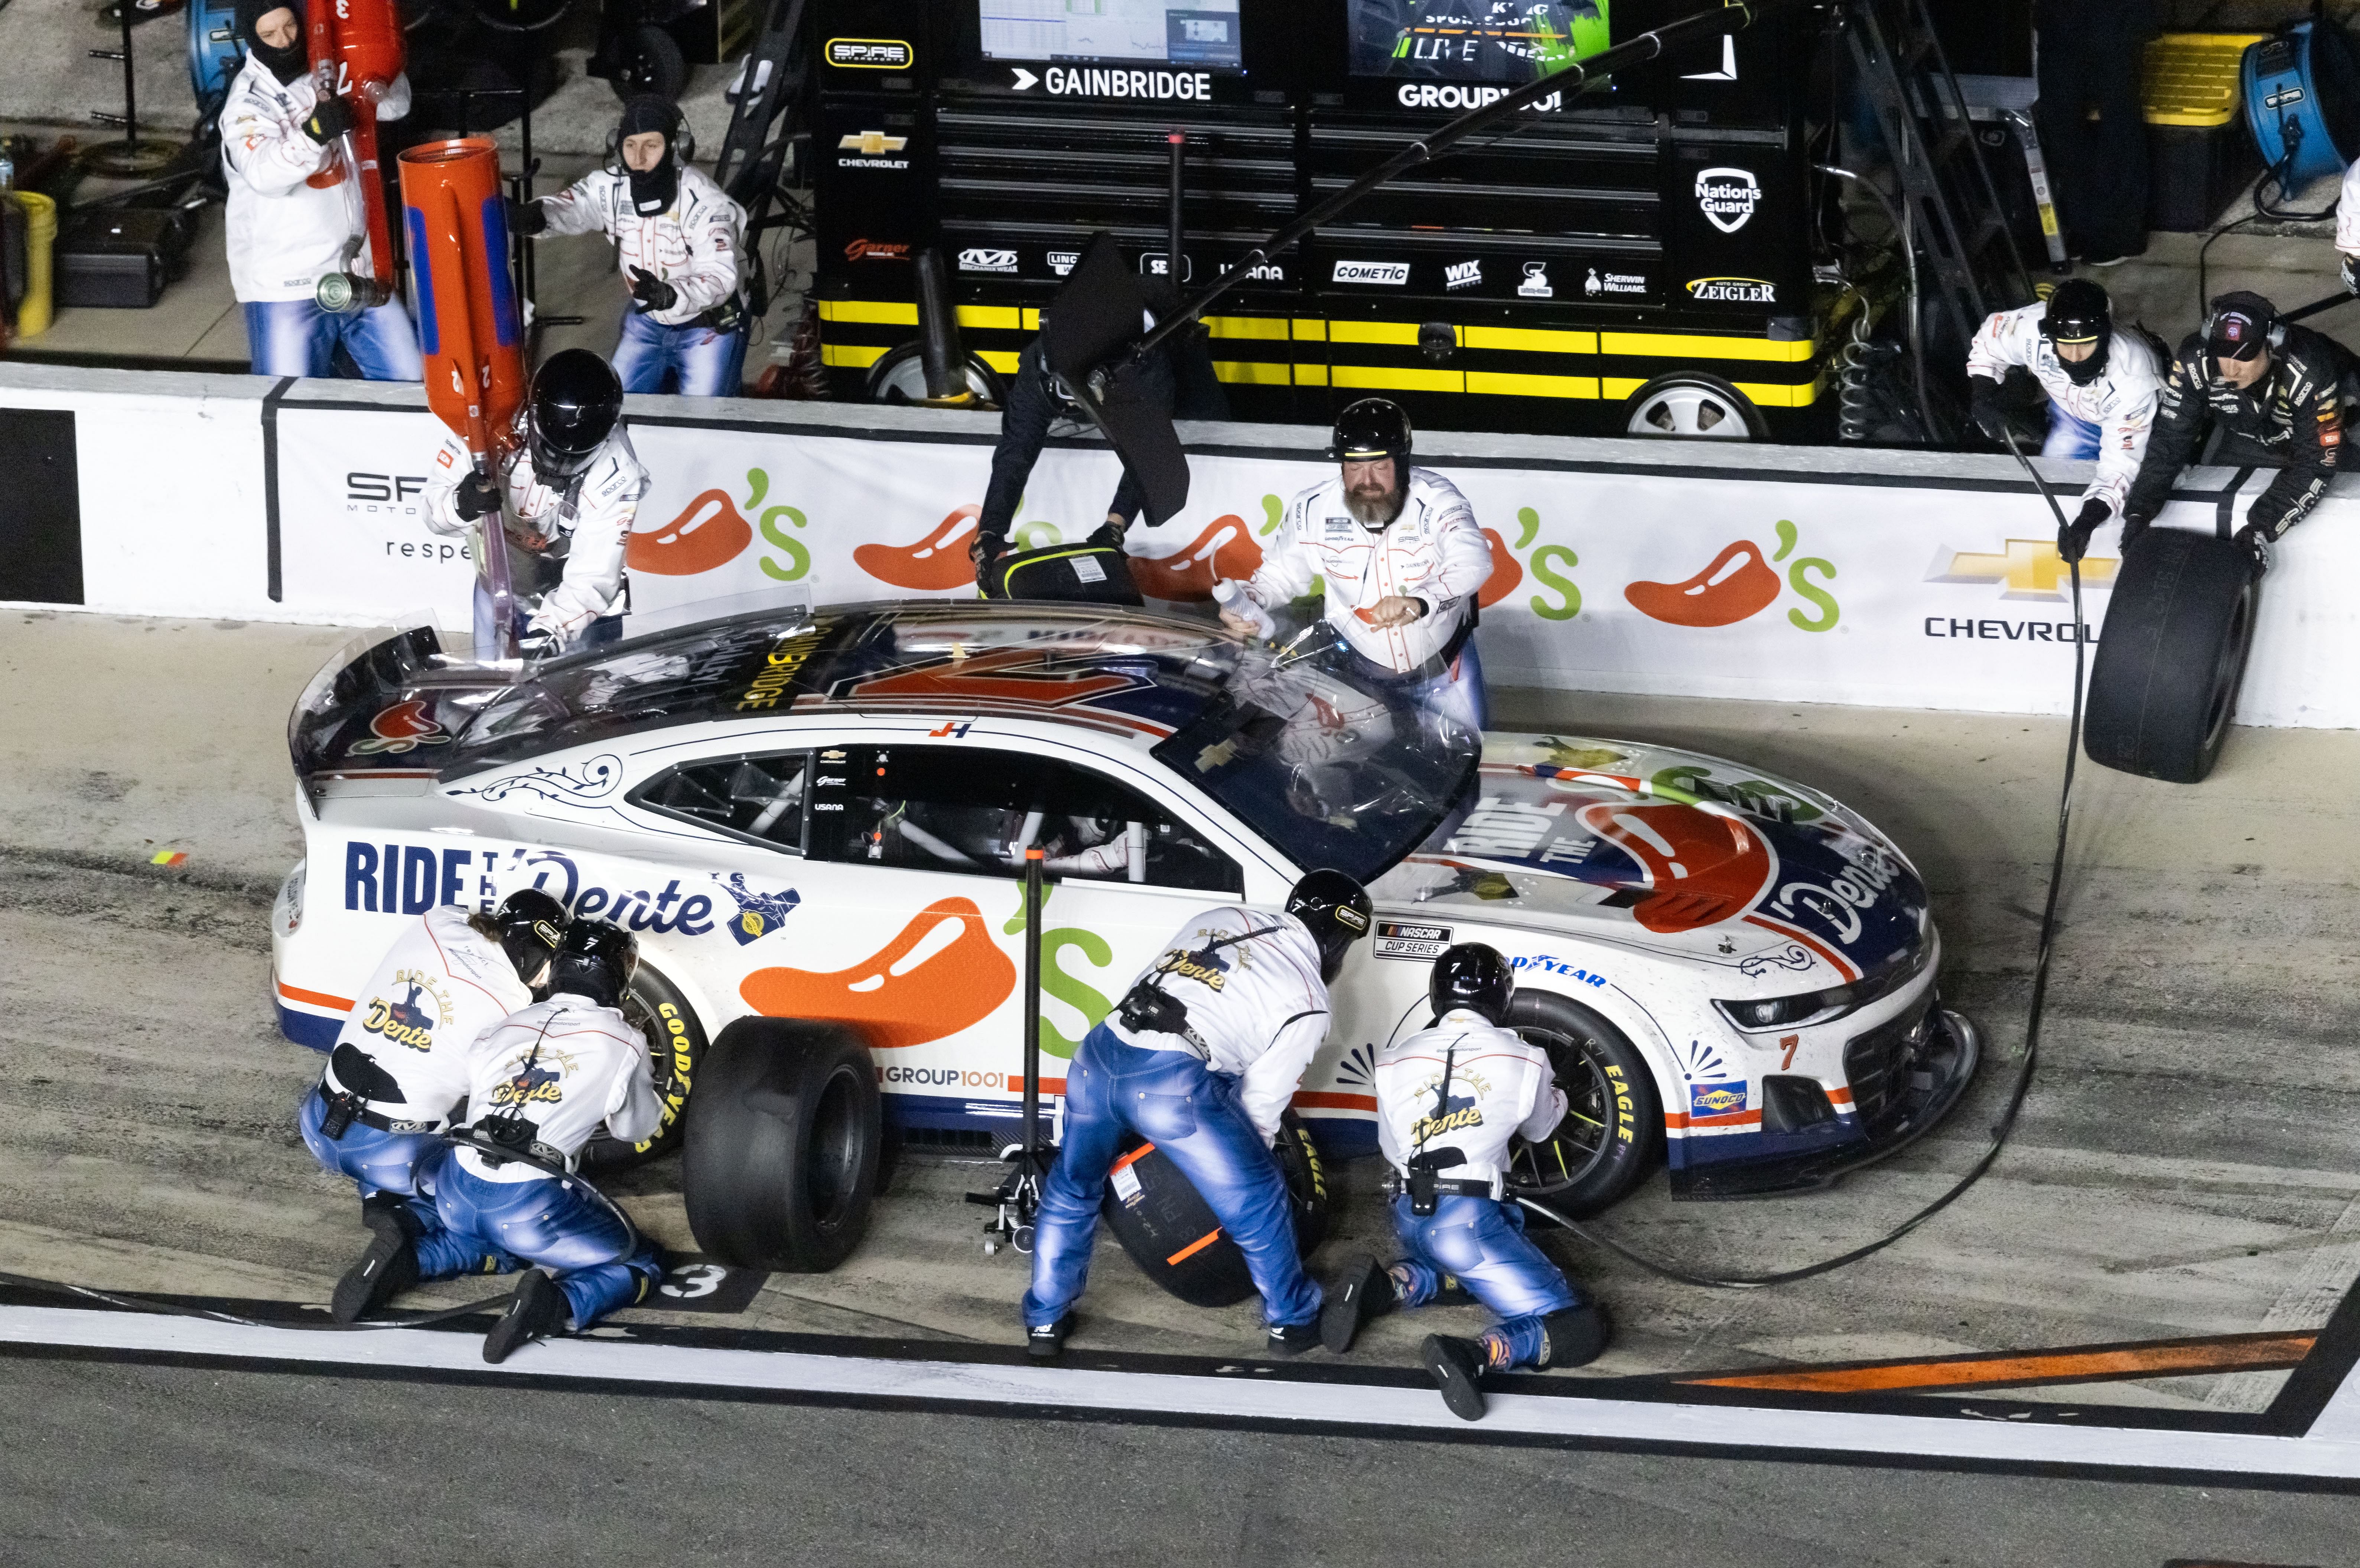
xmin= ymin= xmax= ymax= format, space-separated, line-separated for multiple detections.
xmin=1101 ymin=1109 xmax=1329 ymax=1309
xmin=580 ymin=961 xmax=705 ymax=1173
xmin=1502 ymin=990 xmax=1659 ymax=1217
xmin=682 ymin=1018 xmax=880 ymax=1272
xmin=2083 ymin=528 xmax=2259 ymax=783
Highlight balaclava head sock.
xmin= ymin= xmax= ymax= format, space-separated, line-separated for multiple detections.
xmin=237 ymin=0 xmax=309 ymax=85
xmin=618 ymin=96 xmax=680 ymax=215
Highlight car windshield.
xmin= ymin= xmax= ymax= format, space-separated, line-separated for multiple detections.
xmin=1149 ymin=636 xmax=1481 ymax=884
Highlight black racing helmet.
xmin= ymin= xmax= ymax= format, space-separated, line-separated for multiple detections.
xmin=1329 ymin=397 xmax=1412 ymax=466
xmin=1429 ymin=943 xmax=1514 ymax=1027
xmin=527 ymin=349 xmax=623 ymax=481
xmin=2042 ymin=279 xmax=2111 ymax=387
xmin=1286 ymin=868 xmax=1373 ymax=983
xmin=547 ymin=919 xmax=638 ymax=1009
xmin=488 ymin=889 xmax=568 ymax=986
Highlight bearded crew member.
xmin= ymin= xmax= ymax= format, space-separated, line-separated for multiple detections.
xmin=1965 ymin=279 xmax=2162 ymax=564
xmin=422 ymin=348 xmax=648 ymax=657
xmin=1322 ymin=943 xmax=1609 ymax=1421
xmin=298 ymin=891 xmax=567 ymax=1324
xmin=417 ymin=921 xmax=667 ymax=1363
xmin=1215 ymin=398 xmax=1494 ymax=730
xmin=509 ymin=96 xmax=750 ymax=397
xmin=220 ymin=0 xmax=421 ymax=379
xmin=1021 ymin=871 xmax=1375 ymax=1360
xmin=2119 ymin=291 xmax=2350 ymax=573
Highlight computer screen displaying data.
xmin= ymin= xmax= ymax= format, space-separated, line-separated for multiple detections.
xmin=978 ymin=0 xmax=1244 ymax=67
xmin=1348 ymin=0 xmax=1609 ymax=81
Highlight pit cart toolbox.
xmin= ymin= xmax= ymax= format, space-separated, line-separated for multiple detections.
xmin=808 ymin=0 xmax=1835 ymax=440
xmin=53 ymin=204 xmax=195 ymax=308
xmin=2143 ymin=32 xmax=2269 ymax=234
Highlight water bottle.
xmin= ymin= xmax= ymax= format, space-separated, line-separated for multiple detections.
xmin=1211 ymin=578 xmax=1273 ymax=641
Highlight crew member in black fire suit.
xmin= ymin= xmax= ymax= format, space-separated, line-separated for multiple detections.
xmin=2119 ymin=292 xmax=2351 ymax=573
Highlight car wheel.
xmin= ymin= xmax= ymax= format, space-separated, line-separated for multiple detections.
xmin=1621 ymin=373 xmax=1766 ymax=440
xmin=579 ymin=961 xmax=706 ymax=1173
xmin=1502 ymin=990 xmax=1660 ymax=1216
xmin=1100 ymin=1109 xmax=1330 ymax=1309
xmin=863 ymin=341 xmax=1008 ymax=406
xmin=2083 ymin=528 xmax=2259 ymax=783
xmin=609 ymin=24 xmax=688 ymax=101
xmin=681 ymin=1018 xmax=881 ymax=1271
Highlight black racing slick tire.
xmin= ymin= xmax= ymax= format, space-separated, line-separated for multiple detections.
xmin=2083 ymin=527 xmax=2259 ymax=783
xmin=579 ymin=961 xmax=706 ymax=1173
xmin=1501 ymin=990 xmax=1659 ymax=1217
xmin=681 ymin=1019 xmax=881 ymax=1272
xmin=608 ymin=24 xmax=688 ymax=100
xmin=1101 ymin=1109 xmax=1330 ymax=1309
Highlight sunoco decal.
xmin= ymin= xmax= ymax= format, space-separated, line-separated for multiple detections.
xmin=826 ymin=38 xmax=912 ymax=69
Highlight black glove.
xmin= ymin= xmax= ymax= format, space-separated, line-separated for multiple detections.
xmin=627 ymin=266 xmax=678 ymax=314
xmin=2343 ymin=254 xmax=2360 ymax=297
xmin=2118 ymin=511 xmax=2151 ymax=554
xmin=2234 ymin=521 xmax=2276 ymax=575
xmin=516 ymin=624 xmax=561 ymax=662
xmin=302 ymin=95 xmax=355 ymax=144
xmin=971 ymin=530 xmax=1011 ymax=582
xmin=1967 ymin=375 xmax=2010 ymax=444
xmin=2057 ymin=497 xmax=2108 ymax=565
xmin=451 ymin=471 xmax=500 ymax=522
xmin=507 ymin=197 xmax=547 ymax=237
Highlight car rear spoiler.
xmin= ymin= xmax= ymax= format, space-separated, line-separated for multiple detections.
xmin=287 ymin=623 xmax=517 ymax=780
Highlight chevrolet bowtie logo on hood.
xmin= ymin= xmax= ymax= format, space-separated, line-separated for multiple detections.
xmin=839 ymin=131 xmax=909 ymax=156
xmin=1930 ymin=539 xmax=2120 ymax=601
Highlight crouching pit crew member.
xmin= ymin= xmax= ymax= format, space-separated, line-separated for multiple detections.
xmin=509 ymin=96 xmax=749 ymax=397
xmin=1021 ymin=871 xmax=1375 ymax=1359
xmin=1965 ymin=279 xmax=2161 ymax=565
xmin=2118 ymin=291 xmax=2350 ymax=574
xmin=1216 ymin=399 xmax=1494 ymax=730
xmin=419 ymin=920 xmax=665 ymax=1363
xmin=300 ymin=891 xmax=567 ymax=1323
xmin=1322 ymin=943 xmax=1609 ymax=1421
xmin=424 ymin=348 xmax=648 ymax=658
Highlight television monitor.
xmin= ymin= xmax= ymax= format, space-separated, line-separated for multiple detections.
xmin=978 ymin=0 xmax=1245 ymax=68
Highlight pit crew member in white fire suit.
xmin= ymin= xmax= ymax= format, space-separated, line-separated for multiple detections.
xmin=509 ymin=95 xmax=749 ymax=397
xmin=1321 ymin=943 xmax=1609 ymax=1421
xmin=423 ymin=348 xmax=648 ymax=657
xmin=1021 ymin=871 xmax=1374 ymax=1360
xmin=1216 ymin=398 xmax=1494 ymax=731
xmin=220 ymin=0 xmax=421 ymax=380
xmin=1965 ymin=279 xmax=2160 ymax=565
xmin=414 ymin=921 xmax=665 ymax=1363
xmin=299 ymin=891 xmax=567 ymax=1323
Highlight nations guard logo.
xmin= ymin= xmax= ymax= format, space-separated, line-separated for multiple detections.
xmin=1695 ymin=166 xmax=1761 ymax=234
xmin=351 ymin=699 xmax=452 ymax=755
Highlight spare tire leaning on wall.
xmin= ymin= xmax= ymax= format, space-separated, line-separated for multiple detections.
xmin=2083 ymin=527 xmax=2260 ymax=784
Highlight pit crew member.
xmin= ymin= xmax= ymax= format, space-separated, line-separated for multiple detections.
xmin=299 ymin=891 xmax=567 ymax=1323
xmin=508 ymin=96 xmax=749 ymax=397
xmin=1321 ymin=943 xmax=1609 ymax=1421
xmin=1215 ymin=398 xmax=1494 ymax=730
xmin=2119 ymin=291 xmax=2350 ymax=573
xmin=417 ymin=921 xmax=665 ymax=1363
xmin=1965 ymin=279 xmax=2161 ymax=564
xmin=220 ymin=0 xmax=421 ymax=380
xmin=423 ymin=348 xmax=648 ymax=657
xmin=1022 ymin=871 xmax=1374 ymax=1359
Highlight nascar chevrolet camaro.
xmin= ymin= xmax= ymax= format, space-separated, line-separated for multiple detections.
xmin=273 ymin=600 xmax=1976 ymax=1220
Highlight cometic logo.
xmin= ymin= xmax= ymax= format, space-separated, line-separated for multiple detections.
xmin=1332 ymin=260 xmax=1409 ymax=286
xmin=1695 ymin=166 xmax=1761 ymax=234
xmin=1687 ymin=276 xmax=1777 ymax=303
xmin=958 ymin=248 xmax=1019 ymax=273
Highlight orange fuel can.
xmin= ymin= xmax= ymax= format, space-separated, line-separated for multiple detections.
xmin=397 ymin=138 xmax=526 ymax=460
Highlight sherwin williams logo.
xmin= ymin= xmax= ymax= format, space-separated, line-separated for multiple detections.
xmin=1624 ymin=520 xmax=1839 ymax=632
xmin=1695 ymin=166 xmax=1761 ymax=233
xmin=1688 ymin=276 xmax=1776 ymax=303
xmin=1931 ymin=538 xmax=2119 ymax=600
xmin=1333 ymin=260 xmax=1409 ymax=285
xmin=827 ymin=38 xmax=912 ymax=68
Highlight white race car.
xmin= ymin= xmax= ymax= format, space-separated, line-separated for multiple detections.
xmin=273 ymin=601 xmax=1977 ymax=1268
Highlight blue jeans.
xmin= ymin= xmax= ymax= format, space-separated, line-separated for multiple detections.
xmin=1387 ymin=1193 xmax=1586 ymax=1370
xmin=613 ymin=308 xmax=747 ymax=397
xmin=418 ymin=1148 xmax=661 ymax=1328
xmin=1025 ymin=1023 xmax=1322 ymax=1330
xmin=2045 ymin=407 xmax=2102 ymax=461
xmin=1406 ymin=638 xmax=1488 ymax=732
xmin=245 ymin=298 xmax=423 ymax=380
xmin=471 ymin=580 xmax=624 ymax=660
xmin=298 ymin=1086 xmax=502 ymax=1272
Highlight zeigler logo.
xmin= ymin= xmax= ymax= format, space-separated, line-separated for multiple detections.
xmin=1687 ymin=276 xmax=1777 ymax=303
xmin=1695 ymin=166 xmax=1761 ymax=234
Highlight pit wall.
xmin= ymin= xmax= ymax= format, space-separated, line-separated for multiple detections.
xmin=3 ymin=362 xmax=2352 ymax=727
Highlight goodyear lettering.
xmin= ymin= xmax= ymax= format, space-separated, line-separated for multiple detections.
xmin=1605 ymin=1063 xmax=1635 ymax=1143
xmin=1509 ymin=955 xmax=1606 ymax=988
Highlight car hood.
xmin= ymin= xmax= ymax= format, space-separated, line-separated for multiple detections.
xmin=1370 ymin=732 xmax=1930 ymax=986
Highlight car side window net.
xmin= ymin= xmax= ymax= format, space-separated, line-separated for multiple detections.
xmin=629 ymin=751 xmax=813 ymax=853
xmin=807 ymin=745 xmax=1240 ymax=894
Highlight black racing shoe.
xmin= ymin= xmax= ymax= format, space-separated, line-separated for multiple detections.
xmin=1423 ymin=1334 xmax=1488 ymax=1422
xmin=1026 ymin=1312 xmax=1077 ymax=1360
xmin=331 ymin=1202 xmax=420 ymax=1324
xmin=1321 ymin=1255 xmax=1396 ymax=1354
xmin=482 ymin=1268 xmax=567 ymax=1365
xmin=1540 ymin=1302 xmax=1613 ymax=1369
xmin=1266 ymin=1320 xmax=1321 ymax=1358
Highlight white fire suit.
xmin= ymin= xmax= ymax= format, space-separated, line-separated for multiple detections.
xmin=452 ymin=992 xmax=662 ymax=1181
xmin=539 ymin=164 xmax=746 ymax=329
xmin=1374 ymin=1006 xmax=1566 ymax=1199
xmin=2337 ymin=157 xmax=2360 ymax=258
xmin=324 ymin=904 xmax=529 ymax=1126
xmin=1965 ymin=302 xmax=2162 ymax=519
xmin=219 ymin=54 xmax=409 ymax=302
xmin=422 ymin=411 xmax=648 ymax=646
